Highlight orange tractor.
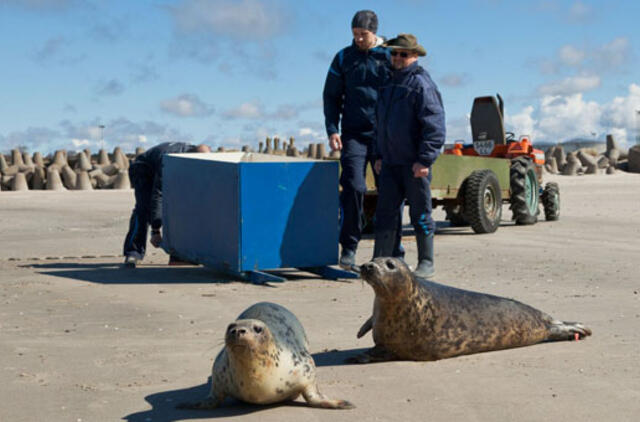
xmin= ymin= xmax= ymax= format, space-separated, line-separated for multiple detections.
xmin=438 ymin=94 xmax=560 ymax=232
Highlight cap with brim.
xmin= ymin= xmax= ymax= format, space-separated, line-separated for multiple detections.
xmin=383 ymin=33 xmax=427 ymax=57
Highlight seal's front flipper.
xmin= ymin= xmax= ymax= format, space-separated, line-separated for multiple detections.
xmin=176 ymin=395 xmax=222 ymax=410
xmin=356 ymin=316 xmax=373 ymax=338
xmin=346 ymin=345 xmax=396 ymax=364
xmin=302 ymin=384 xmax=355 ymax=409
xmin=547 ymin=320 xmax=592 ymax=341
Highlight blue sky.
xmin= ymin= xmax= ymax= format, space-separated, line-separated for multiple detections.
xmin=1 ymin=0 xmax=639 ymax=154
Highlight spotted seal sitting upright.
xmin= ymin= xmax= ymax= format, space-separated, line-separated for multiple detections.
xmin=178 ymin=302 xmax=353 ymax=410
xmin=352 ymin=258 xmax=592 ymax=363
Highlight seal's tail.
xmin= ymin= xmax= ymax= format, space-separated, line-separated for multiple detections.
xmin=547 ymin=320 xmax=592 ymax=341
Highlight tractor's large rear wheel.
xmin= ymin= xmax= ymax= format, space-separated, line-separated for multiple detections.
xmin=541 ymin=182 xmax=560 ymax=221
xmin=510 ymin=156 xmax=539 ymax=225
xmin=464 ymin=169 xmax=502 ymax=233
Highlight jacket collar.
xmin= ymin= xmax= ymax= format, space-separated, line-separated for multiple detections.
xmin=393 ymin=61 xmax=420 ymax=78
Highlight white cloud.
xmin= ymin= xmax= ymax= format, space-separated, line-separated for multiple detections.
xmin=568 ymin=0 xmax=593 ymax=23
xmin=94 ymin=78 xmax=125 ymax=96
xmin=500 ymin=84 xmax=640 ymax=146
xmin=223 ymin=101 xmax=264 ymax=119
xmin=558 ymin=45 xmax=585 ymax=66
xmin=537 ymin=75 xmax=600 ymax=96
xmin=593 ymin=37 xmax=631 ymax=69
xmin=169 ymin=0 xmax=287 ymax=41
xmin=160 ymin=94 xmax=215 ymax=117
xmin=439 ymin=73 xmax=469 ymax=87
xmin=71 ymin=139 xmax=90 ymax=147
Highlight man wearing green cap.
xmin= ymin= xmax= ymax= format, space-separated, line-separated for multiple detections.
xmin=323 ymin=10 xmax=403 ymax=271
xmin=373 ymin=34 xmax=446 ymax=279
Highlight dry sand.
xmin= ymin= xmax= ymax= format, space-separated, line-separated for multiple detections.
xmin=1 ymin=173 xmax=639 ymax=422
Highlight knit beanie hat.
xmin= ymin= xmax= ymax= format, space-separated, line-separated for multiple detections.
xmin=351 ymin=10 xmax=378 ymax=34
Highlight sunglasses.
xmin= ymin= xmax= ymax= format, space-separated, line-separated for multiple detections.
xmin=390 ymin=51 xmax=411 ymax=58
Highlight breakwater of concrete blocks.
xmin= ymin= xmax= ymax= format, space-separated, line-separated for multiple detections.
xmin=0 ymin=147 xmax=135 ymax=192
xmin=543 ymin=134 xmax=640 ymax=176
xmin=0 ymin=138 xmax=341 ymax=192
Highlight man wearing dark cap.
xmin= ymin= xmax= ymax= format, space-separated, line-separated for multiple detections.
xmin=373 ymin=34 xmax=446 ymax=278
xmin=122 ymin=141 xmax=211 ymax=267
xmin=323 ymin=10 xmax=402 ymax=270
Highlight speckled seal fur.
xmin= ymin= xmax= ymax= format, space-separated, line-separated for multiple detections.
xmin=353 ymin=258 xmax=592 ymax=363
xmin=178 ymin=302 xmax=354 ymax=410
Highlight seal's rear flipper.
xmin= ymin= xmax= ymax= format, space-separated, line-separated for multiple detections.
xmin=302 ymin=384 xmax=355 ymax=409
xmin=547 ymin=321 xmax=592 ymax=341
xmin=356 ymin=316 xmax=373 ymax=338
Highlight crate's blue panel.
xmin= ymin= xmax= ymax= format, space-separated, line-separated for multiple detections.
xmin=162 ymin=155 xmax=240 ymax=271
xmin=239 ymin=161 xmax=339 ymax=270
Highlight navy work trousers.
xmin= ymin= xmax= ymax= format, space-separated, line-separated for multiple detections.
xmin=123 ymin=162 xmax=154 ymax=259
xmin=375 ymin=164 xmax=434 ymax=237
xmin=339 ymin=138 xmax=375 ymax=252
xmin=339 ymin=138 xmax=403 ymax=256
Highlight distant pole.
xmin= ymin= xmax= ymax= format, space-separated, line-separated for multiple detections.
xmin=99 ymin=125 xmax=105 ymax=150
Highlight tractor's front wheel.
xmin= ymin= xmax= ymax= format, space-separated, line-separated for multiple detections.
xmin=464 ymin=169 xmax=502 ymax=234
xmin=541 ymin=182 xmax=560 ymax=221
xmin=510 ymin=156 xmax=540 ymax=225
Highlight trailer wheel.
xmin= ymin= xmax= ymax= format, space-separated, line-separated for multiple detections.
xmin=541 ymin=182 xmax=560 ymax=221
xmin=510 ymin=156 xmax=539 ymax=225
xmin=464 ymin=169 xmax=502 ymax=233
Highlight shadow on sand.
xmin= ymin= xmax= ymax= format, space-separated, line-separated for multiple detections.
xmin=23 ymin=262 xmax=345 ymax=285
xmin=122 ymin=348 xmax=365 ymax=421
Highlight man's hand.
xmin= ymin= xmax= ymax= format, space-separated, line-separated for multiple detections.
xmin=412 ymin=162 xmax=429 ymax=178
xmin=150 ymin=231 xmax=162 ymax=248
xmin=374 ymin=159 xmax=382 ymax=175
xmin=329 ymin=133 xmax=343 ymax=151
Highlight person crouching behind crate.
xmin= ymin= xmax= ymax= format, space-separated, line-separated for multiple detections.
xmin=372 ymin=34 xmax=445 ymax=279
xmin=122 ymin=142 xmax=211 ymax=268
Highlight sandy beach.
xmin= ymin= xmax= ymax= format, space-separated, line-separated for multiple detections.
xmin=1 ymin=172 xmax=639 ymax=422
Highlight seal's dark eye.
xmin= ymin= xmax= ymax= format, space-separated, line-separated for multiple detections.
xmin=386 ymin=260 xmax=396 ymax=270
xmin=253 ymin=325 xmax=263 ymax=333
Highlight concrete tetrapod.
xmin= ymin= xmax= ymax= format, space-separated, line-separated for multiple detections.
xmin=32 ymin=166 xmax=46 ymax=190
xmin=11 ymin=149 xmax=24 ymax=166
xmin=562 ymin=153 xmax=581 ymax=176
xmin=316 ymin=143 xmax=326 ymax=159
xmin=113 ymin=169 xmax=131 ymax=189
xmin=628 ymin=145 xmax=640 ymax=173
xmin=98 ymin=149 xmax=111 ymax=166
xmin=46 ymin=167 xmax=65 ymax=191
xmin=61 ymin=165 xmax=77 ymax=189
xmin=11 ymin=172 xmax=29 ymax=191
xmin=552 ymin=145 xmax=567 ymax=171
xmin=51 ymin=150 xmax=68 ymax=168
xmin=33 ymin=152 xmax=45 ymax=167
xmin=75 ymin=170 xmax=93 ymax=190
xmin=22 ymin=152 xmax=34 ymax=167
xmin=75 ymin=151 xmax=92 ymax=171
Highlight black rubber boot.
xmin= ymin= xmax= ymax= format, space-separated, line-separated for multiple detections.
xmin=414 ymin=232 xmax=435 ymax=279
xmin=373 ymin=230 xmax=397 ymax=258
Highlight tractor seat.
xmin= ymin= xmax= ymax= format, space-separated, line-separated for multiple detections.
xmin=470 ymin=96 xmax=506 ymax=146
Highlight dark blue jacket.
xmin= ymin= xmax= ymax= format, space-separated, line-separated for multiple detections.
xmin=375 ymin=62 xmax=446 ymax=167
xmin=135 ymin=142 xmax=197 ymax=229
xmin=323 ymin=41 xmax=391 ymax=143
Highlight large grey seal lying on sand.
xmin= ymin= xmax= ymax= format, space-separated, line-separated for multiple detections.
xmin=353 ymin=257 xmax=591 ymax=363
xmin=179 ymin=302 xmax=354 ymax=409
